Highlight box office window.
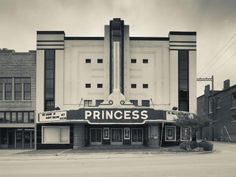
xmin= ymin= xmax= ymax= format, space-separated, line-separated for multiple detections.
xmin=42 ymin=126 xmax=70 ymax=144
xmin=103 ymin=128 xmax=109 ymax=140
xmin=165 ymin=126 xmax=176 ymax=141
xmin=124 ymin=128 xmax=130 ymax=140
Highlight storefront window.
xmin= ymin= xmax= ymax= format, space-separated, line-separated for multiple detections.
xmin=165 ymin=126 xmax=176 ymax=141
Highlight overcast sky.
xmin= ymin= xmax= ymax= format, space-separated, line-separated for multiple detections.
xmin=0 ymin=0 xmax=236 ymax=96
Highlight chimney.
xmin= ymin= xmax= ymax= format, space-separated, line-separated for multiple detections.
xmin=204 ymin=85 xmax=210 ymax=95
xmin=223 ymin=79 xmax=230 ymax=90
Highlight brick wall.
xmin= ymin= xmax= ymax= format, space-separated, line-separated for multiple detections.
xmin=0 ymin=51 xmax=36 ymax=111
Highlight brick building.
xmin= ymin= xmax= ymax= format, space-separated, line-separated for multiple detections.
xmin=197 ymin=80 xmax=236 ymax=142
xmin=0 ymin=49 xmax=36 ymax=149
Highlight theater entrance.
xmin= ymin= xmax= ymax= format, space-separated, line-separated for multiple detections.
xmin=111 ymin=128 xmax=123 ymax=145
xmin=87 ymin=125 xmax=147 ymax=146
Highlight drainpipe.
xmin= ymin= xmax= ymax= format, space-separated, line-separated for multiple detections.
xmin=159 ymin=121 xmax=165 ymax=147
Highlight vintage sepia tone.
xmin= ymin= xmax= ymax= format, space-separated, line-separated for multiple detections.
xmin=0 ymin=0 xmax=236 ymax=177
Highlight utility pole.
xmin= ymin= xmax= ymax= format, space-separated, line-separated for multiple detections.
xmin=196 ymin=75 xmax=214 ymax=91
xmin=197 ymin=75 xmax=215 ymax=141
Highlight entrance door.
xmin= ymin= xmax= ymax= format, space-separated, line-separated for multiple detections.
xmin=16 ymin=129 xmax=23 ymax=148
xmin=90 ymin=128 xmax=102 ymax=145
xmin=111 ymin=128 xmax=123 ymax=145
xmin=131 ymin=128 xmax=143 ymax=145
xmin=8 ymin=129 xmax=15 ymax=148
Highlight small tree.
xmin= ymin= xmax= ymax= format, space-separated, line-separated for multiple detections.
xmin=175 ymin=113 xmax=210 ymax=142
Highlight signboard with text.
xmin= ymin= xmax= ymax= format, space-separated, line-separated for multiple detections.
xmin=38 ymin=108 xmax=166 ymax=124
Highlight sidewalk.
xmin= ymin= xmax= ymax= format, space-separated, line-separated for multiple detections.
xmin=0 ymin=145 xmax=205 ymax=157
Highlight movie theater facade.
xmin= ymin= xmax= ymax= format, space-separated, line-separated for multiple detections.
xmin=36 ymin=18 xmax=196 ymax=149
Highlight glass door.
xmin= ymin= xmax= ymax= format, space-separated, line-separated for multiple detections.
xmin=8 ymin=129 xmax=15 ymax=148
xmin=16 ymin=129 xmax=23 ymax=148
xmin=111 ymin=128 xmax=123 ymax=145
xmin=131 ymin=128 xmax=143 ymax=145
xmin=90 ymin=128 xmax=102 ymax=145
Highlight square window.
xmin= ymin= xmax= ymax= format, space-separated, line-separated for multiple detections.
xmin=96 ymin=100 xmax=104 ymax=106
xmin=85 ymin=83 xmax=91 ymax=88
xmin=97 ymin=83 xmax=103 ymax=88
xmin=142 ymin=100 xmax=150 ymax=107
xmin=131 ymin=59 xmax=136 ymax=63
xmin=143 ymin=84 xmax=148 ymax=88
xmin=97 ymin=59 xmax=103 ymax=63
xmin=85 ymin=59 xmax=91 ymax=63
xmin=143 ymin=59 xmax=148 ymax=63
xmin=130 ymin=100 xmax=138 ymax=106
xmin=84 ymin=100 xmax=92 ymax=107
xmin=131 ymin=84 xmax=136 ymax=88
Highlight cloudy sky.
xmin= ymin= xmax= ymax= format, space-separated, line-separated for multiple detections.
xmin=0 ymin=0 xmax=236 ymax=96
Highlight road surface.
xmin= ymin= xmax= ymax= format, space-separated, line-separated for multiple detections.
xmin=0 ymin=142 xmax=235 ymax=177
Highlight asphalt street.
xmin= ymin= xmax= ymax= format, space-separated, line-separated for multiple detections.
xmin=0 ymin=142 xmax=235 ymax=177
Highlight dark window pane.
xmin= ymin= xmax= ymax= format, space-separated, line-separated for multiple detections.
xmin=178 ymin=50 xmax=189 ymax=111
xmin=29 ymin=112 xmax=34 ymax=123
xmin=14 ymin=83 xmax=22 ymax=100
xmin=142 ymin=100 xmax=150 ymax=107
xmin=130 ymin=100 xmax=138 ymax=106
xmin=143 ymin=84 xmax=148 ymax=88
xmin=85 ymin=59 xmax=91 ymax=63
xmin=45 ymin=79 xmax=54 ymax=89
xmin=131 ymin=59 xmax=136 ymax=63
xmin=131 ymin=84 xmax=136 ymax=88
xmin=0 ymin=83 xmax=3 ymax=100
xmin=5 ymin=83 xmax=12 ymax=91
xmin=45 ymin=89 xmax=54 ymax=99
xmin=85 ymin=83 xmax=91 ymax=88
xmin=0 ymin=112 xmax=4 ymax=123
xmin=24 ymin=83 xmax=31 ymax=100
xmin=17 ymin=112 xmax=23 ymax=123
xmin=97 ymin=59 xmax=103 ymax=63
xmin=97 ymin=84 xmax=103 ymax=88
xmin=45 ymin=100 xmax=55 ymax=111
xmin=23 ymin=112 xmax=29 ymax=123
xmin=143 ymin=59 xmax=148 ymax=63
xmin=5 ymin=112 xmax=11 ymax=123
xmin=24 ymin=92 xmax=31 ymax=100
xmin=96 ymin=100 xmax=104 ymax=106
xmin=84 ymin=100 xmax=92 ymax=107
xmin=45 ymin=60 xmax=54 ymax=69
xmin=45 ymin=70 xmax=54 ymax=79
xmin=11 ymin=112 xmax=17 ymax=123
xmin=45 ymin=50 xmax=55 ymax=60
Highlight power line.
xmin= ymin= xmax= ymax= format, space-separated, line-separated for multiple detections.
xmin=198 ymin=32 xmax=236 ymax=77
